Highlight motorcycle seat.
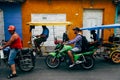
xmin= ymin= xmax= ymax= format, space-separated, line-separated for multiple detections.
xmin=21 ymin=48 xmax=30 ymax=53
xmin=75 ymin=46 xmax=95 ymax=54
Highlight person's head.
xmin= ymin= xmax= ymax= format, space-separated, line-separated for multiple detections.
xmin=73 ymin=27 xmax=81 ymax=34
xmin=8 ymin=25 xmax=16 ymax=34
xmin=90 ymin=30 xmax=96 ymax=34
xmin=42 ymin=25 xmax=47 ymax=29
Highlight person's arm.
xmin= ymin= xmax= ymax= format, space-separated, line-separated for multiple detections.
xmin=40 ymin=34 xmax=46 ymax=37
xmin=1 ymin=34 xmax=17 ymax=49
xmin=67 ymin=35 xmax=81 ymax=45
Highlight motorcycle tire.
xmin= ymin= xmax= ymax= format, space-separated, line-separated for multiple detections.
xmin=45 ymin=55 xmax=60 ymax=69
xmin=18 ymin=55 xmax=35 ymax=72
xmin=81 ymin=56 xmax=95 ymax=70
xmin=111 ymin=52 xmax=120 ymax=64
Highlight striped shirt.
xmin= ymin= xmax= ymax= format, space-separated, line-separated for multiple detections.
xmin=67 ymin=34 xmax=82 ymax=49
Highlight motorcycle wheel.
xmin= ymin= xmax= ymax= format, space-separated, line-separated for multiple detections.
xmin=18 ymin=56 xmax=35 ymax=72
xmin=111 ymin=52 xmax=120 ymax=64
xmin=81 ymin=56 xmax=95 ymax=70
xmin=45 ymin=55 xmax=60 ymax=69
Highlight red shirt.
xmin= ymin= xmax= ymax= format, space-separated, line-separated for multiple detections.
xmin=10 ymin=34 xmax=22 ymax=49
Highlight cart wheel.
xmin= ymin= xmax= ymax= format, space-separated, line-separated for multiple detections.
xmin=111 ymin=52 xmax=120 ymax=64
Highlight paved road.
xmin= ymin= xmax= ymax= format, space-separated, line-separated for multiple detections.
xmin=0 ymin=56 xmax=120 ymax=80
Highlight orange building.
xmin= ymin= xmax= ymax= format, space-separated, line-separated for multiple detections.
xmin=22 ymin=0 xmax=116 ymax=47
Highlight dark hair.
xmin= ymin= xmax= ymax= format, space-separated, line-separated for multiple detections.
xmin=73 ymin=27 xmax=81 ymax=31
xmin=42 ymin=25 xmax=46 ymax=27
xmin=91 ymin=30 xmax=96 ymax=34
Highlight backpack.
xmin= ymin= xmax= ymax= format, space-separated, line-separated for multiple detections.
xmin=81 ymin=35 xmax=89 ymax=51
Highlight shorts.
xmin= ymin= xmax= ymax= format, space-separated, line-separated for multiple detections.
xmin=70 ymin=47 xmax=81 ymax=53
xmin=8 ymin=48 xmax=20 ymax=65
xmin=34 ymin=37 xmax=46 ymax=46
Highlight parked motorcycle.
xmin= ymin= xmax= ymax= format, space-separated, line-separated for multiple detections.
xmin=0 ymin=46 xmax=36 ymax=72
xmin=45 ymin=41 xmax=97 ymax=70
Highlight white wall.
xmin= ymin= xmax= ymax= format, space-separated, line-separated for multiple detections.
xmin=31 ymin=14 xmax=66 ymax=46
xmin=0 ymin=9 xmax=4 ymax=41
xmin=83 ymin=9 xmax=103 ymax=41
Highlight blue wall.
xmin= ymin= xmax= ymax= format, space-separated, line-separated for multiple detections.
xmin=0 ymin=3 xmax=22 ymax=41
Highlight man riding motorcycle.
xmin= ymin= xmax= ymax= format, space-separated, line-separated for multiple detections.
xmin=0 ymin=25 xmax=22 ymax=79
xmin=34 ymin=25 xmax=49 ymax=56
xmin=65 ymin=27 xmax=82 ymax=68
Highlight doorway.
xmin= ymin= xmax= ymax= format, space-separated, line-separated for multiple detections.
xmin=83 ymin=9 xmax=103 ymax=41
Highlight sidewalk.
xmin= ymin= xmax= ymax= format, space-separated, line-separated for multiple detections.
xmin=40 ymin=46 xmax=55 ymax=56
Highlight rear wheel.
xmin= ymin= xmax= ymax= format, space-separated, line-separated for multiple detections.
xmin=45 ymin=55 xmax=60 ymax=68
xmin=18 ymin=54 xmax=35 ymax=72
xmin=111 ymin=52 xmax=120 ymax=64
xmin=81 ymin=56 xmax=95 ymax=70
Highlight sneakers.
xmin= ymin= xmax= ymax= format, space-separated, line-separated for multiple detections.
xmin=69 ymin=63 xmax=75 ymax=68
xmin=75 ymin=60 xmax=83 ymax=64
xmin=7 ymin=74 xmax=18 ymax=79
xmin=69 ymin=60 xmax=83 ymax=68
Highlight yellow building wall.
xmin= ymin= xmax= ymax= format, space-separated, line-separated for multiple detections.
xmin=22 ymin=0 xmax=115 ymax=47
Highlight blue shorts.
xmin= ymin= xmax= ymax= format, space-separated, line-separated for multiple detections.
xmin=8 ymin=48 xmax=20 ymax=65
xmin=71 ymin=47 xmax=81 ymax=53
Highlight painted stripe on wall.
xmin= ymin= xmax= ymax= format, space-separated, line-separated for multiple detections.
xmin=0 ymin=3 xmax=22 ymax=41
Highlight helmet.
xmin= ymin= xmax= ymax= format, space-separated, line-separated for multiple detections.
xmin=8 ymin=25 xmax=16 ymax=31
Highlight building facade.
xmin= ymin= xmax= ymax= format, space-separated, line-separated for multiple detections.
xmin=0 ymin=1 xmax=24 ymax=41
xmin=21 ymin=0 xmax=116 ymax=47
xmin=114 ymin=0 xmax=120 ymax=36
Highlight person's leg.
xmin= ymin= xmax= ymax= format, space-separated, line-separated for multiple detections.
xmin=11 ymin=64 xmax=16 ymax=74
xmin=34 ymin=38 xmax=42 ymax=52
xmin=68 ymin=47 xmax=81 ymax=68
xmin=8 ymin=49 xmax=19 ymax=78
xmin=34 ymin=38 xmax=40 ymax=48
xmin=34 ymin=38 xmax=46 ymax=56
xmin=34 ymin=38 xmax=45 ymax=48
xmin=68 ymin=50 xmax=74 ymax=64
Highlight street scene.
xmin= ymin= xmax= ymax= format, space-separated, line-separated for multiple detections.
xmin=0 ymin=0 xmax=120 ymax=80
xmin=0 ymin=56 xmax=120 ymax=80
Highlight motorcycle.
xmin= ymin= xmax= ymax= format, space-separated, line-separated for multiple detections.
xmin=0 ymin=46 xmax=36 ymax=72
xmin=45 ymin=40 xmax=97 ymax=70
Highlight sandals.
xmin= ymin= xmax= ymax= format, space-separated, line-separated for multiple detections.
xmin=7 ymin=74 xmax=18 ymax=79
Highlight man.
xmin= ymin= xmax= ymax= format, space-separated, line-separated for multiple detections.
xmin=90 ymin=30 xmax=97 ymax=42
xmin=34 ymin=25 xmax=49 ymax=51
xmin=66 ymin=27 xmax=82 ymax=68
xmin=90 ymin=30 xmax=99 ymax=46
xmin=63 ymin=31 xmax=69 ymax=42
xmin=0 ymin=25 xmax=22 ymax=79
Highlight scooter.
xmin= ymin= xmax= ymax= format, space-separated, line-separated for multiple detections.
xmin=0 ymin=46 xmax=36 ymax=72
xmin=45 ymin=40 xmax=97 ymax=70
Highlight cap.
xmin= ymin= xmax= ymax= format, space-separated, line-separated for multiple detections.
xmin=8 ymin=25 xmax=16 ymax=31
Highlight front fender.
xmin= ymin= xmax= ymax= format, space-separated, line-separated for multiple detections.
xmin=49 ymin=52 xmax=57 ymax=57
xmin=109 ymin=50 xmax=120 ymax=58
